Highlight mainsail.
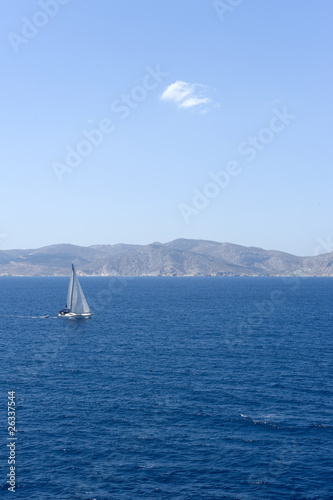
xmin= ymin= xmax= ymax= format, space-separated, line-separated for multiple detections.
xmin=67 ymin=264 xmax=91 ymax=314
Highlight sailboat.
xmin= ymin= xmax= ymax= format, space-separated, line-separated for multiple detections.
xmin=57 ymin=264 xmax=92 ymax=318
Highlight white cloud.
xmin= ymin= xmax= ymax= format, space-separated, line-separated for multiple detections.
xmin=161 ymin=81 xmax=193 ymax=103
xmin=160 ymin=80 xmax=216 ymax=112
xmin=179 ymin=96 xmax=210 ymax=109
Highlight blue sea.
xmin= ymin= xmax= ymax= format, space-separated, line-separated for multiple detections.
xmin=0 ymin=277 xmax=332 ymax=499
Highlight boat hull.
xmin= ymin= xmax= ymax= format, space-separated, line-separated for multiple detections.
xmin=57 ymin=312 xmax=92 ymax=319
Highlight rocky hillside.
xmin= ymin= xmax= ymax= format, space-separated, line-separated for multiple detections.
xmin=0 ymin=239 xmax=332 ymax=276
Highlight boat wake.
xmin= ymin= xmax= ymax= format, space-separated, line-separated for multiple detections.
xmin=1 ymin=315 xmax=50 ymax=319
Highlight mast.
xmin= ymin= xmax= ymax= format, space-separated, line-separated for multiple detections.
xmin=70 ymin=264 xmax=75 ymax=312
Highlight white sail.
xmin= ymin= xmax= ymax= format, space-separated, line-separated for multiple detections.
xmin=67 ymin=264 xmax=91 ymax=314
xmin=66 ymin=267 xmax=74 ymax=309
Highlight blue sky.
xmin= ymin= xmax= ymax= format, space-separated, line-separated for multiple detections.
xmin=1 ymin=0 xmax=333 ymax=256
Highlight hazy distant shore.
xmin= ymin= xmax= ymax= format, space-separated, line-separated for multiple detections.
xmin=0 ymin=239 xmax=332 ymax=277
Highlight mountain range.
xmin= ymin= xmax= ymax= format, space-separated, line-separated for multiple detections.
xmin=0 ymin=239 xmax=332 ymax=277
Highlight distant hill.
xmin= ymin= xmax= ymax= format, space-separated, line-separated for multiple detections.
xmin=0 ymin=239 xmax=332 ymax=276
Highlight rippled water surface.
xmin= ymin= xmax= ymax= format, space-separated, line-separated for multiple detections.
xmin=0 ymin=277 xmax=332 ymax=499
